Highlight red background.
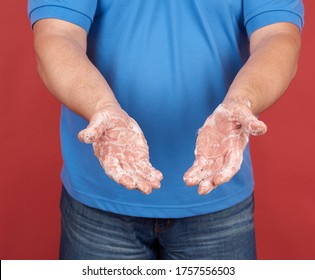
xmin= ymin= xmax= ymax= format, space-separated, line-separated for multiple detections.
xmin=0 ymin=1 xmax=314 ymax=260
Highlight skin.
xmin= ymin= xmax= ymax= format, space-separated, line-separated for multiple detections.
xmin=184 ymin=23 xmax=301 ymax=194
xmin=78 ymin=105 xmax=163 ymax=194
xmin=33 ymin=19 xmax=301 ymax=195
xmin=183 ymin=99 xmax=267 ymax=194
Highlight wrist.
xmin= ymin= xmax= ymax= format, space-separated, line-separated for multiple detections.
xmin=88 ymin=100 xmax=121 ymax=121
xmin=222 ymin=96 xmax=252 ymax=110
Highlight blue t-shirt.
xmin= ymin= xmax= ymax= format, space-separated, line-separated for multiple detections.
xmin=28 ymin=0 xmax=304 ymax=218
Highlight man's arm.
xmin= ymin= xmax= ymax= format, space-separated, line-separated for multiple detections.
xmin=184 ymin=22 xmax=301 ymax=194
xmin=33 ymin=19 xmax=163 ymax=194
xmin=225 ymin=22 xmax=301 ymax=114
xmin=34 ymin=19 xmax=119 ymax=120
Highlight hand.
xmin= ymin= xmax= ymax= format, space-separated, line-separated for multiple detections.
xmin=183 ymin=98 xmax=267 ymax=195
xmin=78 ymin=105 xmax=163 ymax=194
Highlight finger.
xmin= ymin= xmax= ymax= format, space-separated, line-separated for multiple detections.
xmin=133 ymin=174 xmax=153 ymax=194
xmin=208 ymin=157 xmax=225 ymax=174
xmin=100 ymin=156 xmax=138 ymax=190
xmin=133 ymin=161 xmax=162 ymax=189
xmin=213 ymin=150 xmax=242 ymax=186
xmin=135 ymin=161 xmax=162 ymax=180
xmin=120 ymin=161 xmax=156 ymax=194
xmin=78 ymin=119 xmax=107 ymax=143
xmin=183 ymin=157 xmax=208 ymax=186
xmin=213 ymin=166 xmax=237 ymax=186
xmin=237 ymin=113 xmax=267 ymax=136
xmin=183 ymin=164 xmax=203 ymax=186
xmin=144 ymin=162 xmax=163 ymax=183
xmin=198 ymin=178 xmax=216 ymax=195
xmin=197 ymin=157 xmax=224 ymax=194
xmin=150 ymin=168 xmax=163 ymax=182
xmin=145 ymin=172 xmax=162 ymax=189
xmin=185 ymin=160 xmax=215 ymax=187
xmin=198 ymin=160 xmax=215 ymax=180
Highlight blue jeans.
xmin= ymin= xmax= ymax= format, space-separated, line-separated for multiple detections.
xmin=59 ymin=186 xmax=256 ymax=260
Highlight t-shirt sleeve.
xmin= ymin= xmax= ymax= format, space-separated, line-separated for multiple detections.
xmin=28 ymin=0 xmax=98 ymax=33
xmin=244 ymin=0 xmax=304 ymax=38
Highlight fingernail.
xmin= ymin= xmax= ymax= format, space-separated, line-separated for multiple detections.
xmin=199 ymin=186 xmax=214 ymax=195
xmin=214 ymin=178 xmax=223 ymax=185
xmin=142 ymin=188 xmax=152 ymax=195
xmin=198 ymin=187 xmax=208 ymax=195
xmin=204 ymin=187 xmax=214 ymax=195
xmin=184 ymin=178 xmax=198 ymax=186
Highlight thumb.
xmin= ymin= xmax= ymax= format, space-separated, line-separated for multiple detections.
xmin=237 ymin=112 xmax=267 ymax=136
xmin=78 ymin=113 xmax=110 ymax=143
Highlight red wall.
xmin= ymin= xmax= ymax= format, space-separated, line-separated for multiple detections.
xmin=0 ymin=1 xmax=314 ymax=260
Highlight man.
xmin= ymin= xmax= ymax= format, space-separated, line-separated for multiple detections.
xmin=28 ymin=0 xmax=304 ymax=259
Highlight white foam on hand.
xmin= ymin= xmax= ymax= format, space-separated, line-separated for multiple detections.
xmin=183 ymin=99 xmax=267 ymax=195
xmin=78 ymin=105 xmax=163 ymax=194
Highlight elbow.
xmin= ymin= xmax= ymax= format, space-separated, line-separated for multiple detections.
xmin=291 ymin=29 xmax=302 ymax=73
xmin=34 ymin=37 xmax=42 ymax=75
xmin=290 ymin=38 xmax=302 ymax=80
xmin=34 ymin=53 xmax=51 ymax=90
xmin=35 ymin=56 xmax=43 ymax=77
xmin=34 ymin=52 xmax=48 ymax=85
xmin=291 ymin=60 xmax=299 ymax=80
xmin=33 ymin=38 xmax=48 ymax=82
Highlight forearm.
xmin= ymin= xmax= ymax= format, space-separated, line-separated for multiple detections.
xmin=34 ymin=29 xmax=119 ymax=120
xmin=225 ymin=26 xmax=301 ymax=115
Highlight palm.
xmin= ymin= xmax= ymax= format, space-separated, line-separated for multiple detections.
xmin=79 ymin=106 xmax=163 ymax=194
xmin=94 ymin=114 xmax=149 ymax=162
xmin=184 ymin=101 xmax=267 ymax=195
